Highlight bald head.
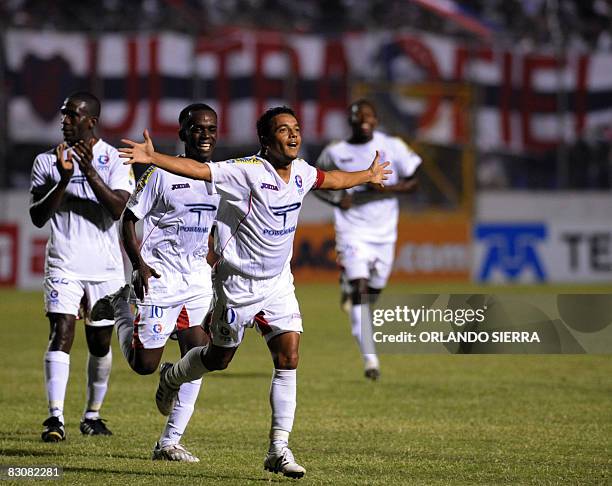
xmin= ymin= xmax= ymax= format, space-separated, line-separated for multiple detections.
xmin=67 ymin=91 xmax=101 ymax=118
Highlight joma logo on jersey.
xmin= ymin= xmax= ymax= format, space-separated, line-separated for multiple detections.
xmin=172 ymin=183 xmax=190 ymax=190
xmin=184 ymin=203 xmax=217 ymax=225
xmin=261 ymin=182 xmax=279 ymax=191
xmin=270 ymin=202 xmax=301 ymax=227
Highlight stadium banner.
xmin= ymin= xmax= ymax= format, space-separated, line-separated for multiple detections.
xmin=364 ymin=293 xmax=612 ymax=354
xmin=6 ymin=28 xmax=612 ymax=150
xmin=292 ymin=214 xmax=471 ymax=283
xmin=474 ymin=192 xmax=612 ymax=284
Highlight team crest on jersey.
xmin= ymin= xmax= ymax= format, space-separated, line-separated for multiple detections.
xmin=97 ymin=155 xmax=110 ymax=165
xmin=294 ymin=174 xmax=304 ymax=194
xmin=134 ymin=166 xmax=157 ymax=195
xmin=153 ymin=323 xmax=163 ymax=334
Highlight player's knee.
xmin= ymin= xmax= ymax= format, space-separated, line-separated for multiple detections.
xmin=350 ymin=279 xmax=369 ymax=305
xmin=132 ymin=363 xmax=157 ymax=375
xmin=48 ymin=315 xmax=76 ymax=351
xmin=205 ymin=355 xmax=230 ymax=371
xmin=275 ymin=351 xmax=299 ymax=370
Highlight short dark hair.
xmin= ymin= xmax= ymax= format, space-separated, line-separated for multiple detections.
xmin=178 ymin=103 xmax=216 ymax=128
xmin=256 ymin=106 xmax=296 ymax=144
xmin=349 ymin=98 xmax=377 ymax=117
xmin=68 ymin=91 xmax=101 ymax=117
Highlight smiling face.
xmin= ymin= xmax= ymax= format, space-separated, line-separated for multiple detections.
xmin=349 ymin=101 xmax=377 ymax=143
xmin=60 ymin=98 xmax=96 ymax=145
xmin=182 ymin=109 xmax=218 ymax=162
xmin=263 ymin=113 xmax=301 ymax=167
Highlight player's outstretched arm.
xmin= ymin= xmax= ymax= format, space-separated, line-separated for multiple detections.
xmin=119 ymin=129 xmax=212 ymax=181
xmin=319 ymin=150 xmax=392 ymax=190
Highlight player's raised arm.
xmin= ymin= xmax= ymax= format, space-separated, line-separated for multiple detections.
xmin=319 ymin=150 xmax=392 ymax=190
xmin=119 ymin=129 xmax=212 ymax=181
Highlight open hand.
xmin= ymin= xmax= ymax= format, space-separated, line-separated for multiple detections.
xmin=55 ymin=143 xmax=74 ymax=181
xmin=119 ymin=129 xmax=155 ymax=165
xmin=72 ymin=139 xmax=95 ymax=176
xmin=368 ymin=151 xmax=392 ymax=188
xmin=132 ymin=264 xmax=161 ymax=302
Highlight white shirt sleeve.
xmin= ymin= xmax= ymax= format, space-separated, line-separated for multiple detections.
xmin=30 ymin=154 xmax=53 ymax=196
xmin=127 ymin=167 xmax=161 ymax=219
xmin=393 ymin=137 xmax=422 ymax=178
xmin=108 ymin=148 xmax=136 ymax=193
xmin=208 ymin=160 xmax=251 ymax=200
xmin=314 ymin=145 xmax=344 ymax=203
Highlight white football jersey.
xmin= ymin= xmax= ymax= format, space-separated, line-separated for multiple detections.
xmin=127 ymin=164 xmax=219 ymax=306
xmin=30 ymin=139 xmax=135 ymax=280
xmin=316 ymin=130 xmax=421 ymax=244
xmin=209 ymin=155 xmax=324 ymax=279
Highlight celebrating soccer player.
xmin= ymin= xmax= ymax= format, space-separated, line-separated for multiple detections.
xmin=315 ymin=99 xmax=421 ymax=380
xmin=90 ymin=103 xmax=219 ymax=462
xmin=29 ymin=92 xmax=134 ymax=442
xmin=118 ymin=106 xmax=391 ymax=479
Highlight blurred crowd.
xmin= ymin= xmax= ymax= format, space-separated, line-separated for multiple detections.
xmin=2 ymin=0 xmax=611 ymax=191
xmin=2 ymin=0 xmax=612 ymax=49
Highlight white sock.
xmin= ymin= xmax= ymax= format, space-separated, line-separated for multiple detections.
xmin=350 ymin=304 xmax=379 ymax=369
xmin=115 ymin=303 xmax=135 ymax=363
xmin=159 ymin=378 xmax=202 ymax=447
xmin=269 ymin=369 xmax=296 ymax=450
xmin=166 ymin=346 xmax=210 ymax=389
xmin=84 ymin=349 xmax=112 ymax=419
xmin=44 ymin=350 xmax=70 ymax=424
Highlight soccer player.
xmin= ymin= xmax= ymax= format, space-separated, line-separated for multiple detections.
xmin=315 ymin=99 xmax=421 ymax=380
xmin=29 ymin=92 xmax=134 ymax=442
xmin=91 ymin=103 xmax=219 ymax=462
xmin=118 ymin=106 xmax=391 ymax=479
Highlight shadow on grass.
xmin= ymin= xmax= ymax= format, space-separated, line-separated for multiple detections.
xmin=0 ymin=445 xmax=145 ymax=461
xmin=209 ymin=371 xmax=270 ymax=379
xmin=65 ymin=465 xmax=283 ymax=482
xmin=0 ymin=447 xmax=62 ymax=458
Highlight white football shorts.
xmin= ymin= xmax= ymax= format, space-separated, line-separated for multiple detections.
xmin=44 ymin=276 xmax=125 ymax=326
xmin=132 ymin=294 xmax=213 ymax=350
xmin=206 ymin=260 xmax=302 ymax=348
xmin=336 ymin=240 xmax=395 ymax=289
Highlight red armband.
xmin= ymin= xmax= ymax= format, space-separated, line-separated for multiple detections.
xmin=312 ymin=168 xmax=325 ymax=190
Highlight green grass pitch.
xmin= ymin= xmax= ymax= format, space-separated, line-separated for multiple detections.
xmin=0 ymin=284 xmax=610 ymax=485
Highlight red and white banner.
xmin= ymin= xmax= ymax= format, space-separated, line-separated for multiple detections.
xmin=6 ymin=28 xmax=612 ymax=151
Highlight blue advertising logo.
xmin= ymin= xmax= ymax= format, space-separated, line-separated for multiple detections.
xmin=184 ymin=203 xmax=217 ymax=225
xmin=269 ymin=202 xmax=301 ymax=227
xmin=476 ymin=223 xmax=547 ymax=281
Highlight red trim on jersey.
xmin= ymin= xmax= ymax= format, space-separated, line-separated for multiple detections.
xmin=132 ymin=313 xmax=143 ymax=349
xmin=254 ymin=311 xmax=272 ymax=335
xmin=176 ymin=306 xmax=189 ymax=330
xmin=216 ymin=190 xmax=253 ymax=266
xmin=313 ymin=168 xmax=325 ymax=190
